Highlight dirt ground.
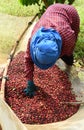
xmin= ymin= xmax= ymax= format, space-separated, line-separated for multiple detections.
xmin=0 ymin=13 xmax=37 ymax=75
xmin=0 ymin=13 xmax=35 ymax=64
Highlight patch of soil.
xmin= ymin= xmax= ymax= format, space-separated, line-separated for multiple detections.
xmin=0 ymin=13 xmax=34 ymax=64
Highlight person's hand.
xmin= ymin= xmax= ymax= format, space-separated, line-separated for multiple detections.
xmin=23 ymin=81 xmax=37 ymax=98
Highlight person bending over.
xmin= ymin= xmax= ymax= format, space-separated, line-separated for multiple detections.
xmin=24 ymin=3 xmax=80 ymax=98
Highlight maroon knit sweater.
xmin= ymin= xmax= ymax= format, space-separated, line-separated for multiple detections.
xmin=24 ymin=3 xmax=80 ymax=81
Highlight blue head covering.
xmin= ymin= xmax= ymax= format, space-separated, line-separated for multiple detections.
xmin=30 ymin=27 xmax=62 ymax=70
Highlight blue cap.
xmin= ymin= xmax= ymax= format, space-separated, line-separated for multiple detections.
xmin=30 ymin=27 xmax=62 ymax=70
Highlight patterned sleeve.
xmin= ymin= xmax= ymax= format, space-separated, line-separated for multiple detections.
xmin=24 ymin=38 xmax=34 ymax=81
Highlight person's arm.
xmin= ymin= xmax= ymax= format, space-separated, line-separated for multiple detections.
xmin=24 ymin=38 xmax=34 ymax=81
xmin=24 ymin=38 xmax=37 ymax=98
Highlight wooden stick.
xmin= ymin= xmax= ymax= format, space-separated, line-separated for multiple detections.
xmin=42 ymin=0 xmax=48 ymax=8
xmin=0 ymin=60 xmax=10 ymax=100
xmin=60 ymin=101 xmax=84 ymax=105
xmin=0 ymin=14 xmax=38 ymax=100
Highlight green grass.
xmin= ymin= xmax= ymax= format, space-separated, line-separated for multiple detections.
xmin=73 ymin=0 xmax=84 ymax=64
xmin=0 ymin=0 xmax=84 ymax=65
xmin=0 ymin=0 xmax=39 ymax=16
